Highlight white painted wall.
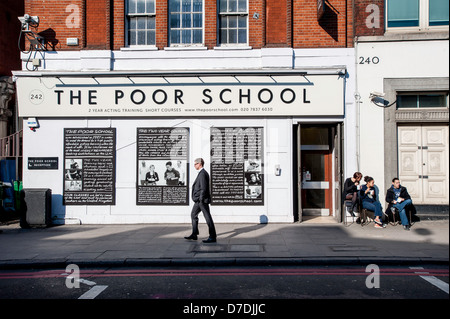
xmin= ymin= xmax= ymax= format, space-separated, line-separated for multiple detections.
xmin=19 ymin=47 xmax=357 ymax=224
xmin=22 ymin=117 xmax=295 ymax=224
xmin=356 ymin=39 xmax=449 ymax=201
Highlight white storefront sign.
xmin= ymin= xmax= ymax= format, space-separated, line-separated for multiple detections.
xmin=17 ymin=75 xmax=344 ymax=117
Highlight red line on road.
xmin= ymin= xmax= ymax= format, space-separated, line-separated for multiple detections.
xmin=0 ymin=268 xmax=448 ymax=280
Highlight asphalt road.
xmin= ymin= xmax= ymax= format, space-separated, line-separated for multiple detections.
xmin=0 ymin=264 xmax=448 ymax=314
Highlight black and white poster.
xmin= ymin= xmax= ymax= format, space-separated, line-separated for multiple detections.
xmin=137 ymin=127 xmax=189 ymax=205
xmin=63 ymin=128 xmax=116 ymax=205
xmin=210 ymin=127 xmax=264 ymax=205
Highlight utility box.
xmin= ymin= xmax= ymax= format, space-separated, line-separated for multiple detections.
xmin=23 ymin=188 xmax=52 ymax=227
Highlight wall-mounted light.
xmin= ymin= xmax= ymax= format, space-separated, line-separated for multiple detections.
xmin=369 ymin=91 xmax=397 ymax=108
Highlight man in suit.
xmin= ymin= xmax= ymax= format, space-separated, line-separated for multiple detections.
xmin=185 ymin=158 xmax=217 ymax=243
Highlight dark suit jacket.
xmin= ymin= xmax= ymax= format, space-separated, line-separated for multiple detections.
xmin=192 ymin=168 xmax=211 ymax=204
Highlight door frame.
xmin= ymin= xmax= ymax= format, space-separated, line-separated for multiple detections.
xmin=383 ymin=77 xmax=449 ymax=198
xmin=294 ymin=123 xmax=342 ymax=222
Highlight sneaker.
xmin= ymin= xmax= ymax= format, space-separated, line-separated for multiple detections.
xmin=374 ymin=223 xmax=383 ymax=229
xmin=403 ymin=225 xmax=411 ymax=231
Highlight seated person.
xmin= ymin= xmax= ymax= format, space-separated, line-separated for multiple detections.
xmin=360 ymin=176 xmax=384 ymax=228
xmin=343 ymin=172 xmax=363 ymax=216
xmin=385 ymin=177 xmax=413 ymax=231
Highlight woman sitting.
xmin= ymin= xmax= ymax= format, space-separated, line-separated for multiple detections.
xmin=360 ymin=176 xmax=384 ymax=228
xmin=343 ymin=172 xmax=363 ymax=216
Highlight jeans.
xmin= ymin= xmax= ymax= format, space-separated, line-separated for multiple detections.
xmin=362 ymin=200 xmax=383 ymax=220
xmin=393 ymin=199 xmax=412 ymax=226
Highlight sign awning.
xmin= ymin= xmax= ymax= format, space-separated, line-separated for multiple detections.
xmin=16 ymin=73 xmax=345 ymax=117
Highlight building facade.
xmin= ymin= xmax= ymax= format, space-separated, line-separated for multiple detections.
xmin=13 ymin=0 xmax=448 ymax=225
xmin=354 ymin=0 xmax=449 ymax=212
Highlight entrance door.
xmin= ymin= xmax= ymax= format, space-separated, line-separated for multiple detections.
xmin=297 ymin=126 xmax=333 ymax=219
xmin=398 ymin=125 xmax=449 ymax=204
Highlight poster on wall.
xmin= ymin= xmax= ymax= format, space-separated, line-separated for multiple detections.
xmin=63 ymin=128 xmax=116 ymax=205
xmin=210 ymin=127 xmax=264 ymax=205
xmin=137 ymin=127 xmax=189 ymax=206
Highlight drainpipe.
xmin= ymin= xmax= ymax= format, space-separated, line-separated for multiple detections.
xmin=354 ymin=36 xmax=361 ymax=172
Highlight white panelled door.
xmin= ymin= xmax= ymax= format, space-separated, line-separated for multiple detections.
xmin=398 ymin=125 xmax=449 ymax=205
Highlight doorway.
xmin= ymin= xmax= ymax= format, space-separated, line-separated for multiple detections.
xmin=398 ymin=124 xmax=449 ymax=205
xmin=295 ymin=124 xmax=340 ymax=222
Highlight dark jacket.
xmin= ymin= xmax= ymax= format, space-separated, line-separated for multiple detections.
xmin=342 ymin=177 xmax=358 ymax=201
xmin=192 ymin=169 xmax=211 ymax=204
xmin=360 ymin=185 xmax=380 ymax=203
xmin=385 ymin=185 xmax=411 ymax=208
xmin=385 ymin=185 xmax=412 ymax=216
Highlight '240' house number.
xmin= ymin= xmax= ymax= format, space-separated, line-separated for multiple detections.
xmin=359 ymin=56 xmax=380 ymax=64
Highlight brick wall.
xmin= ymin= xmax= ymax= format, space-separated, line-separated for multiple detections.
xmin=266 ymin=0 xmax=290 ymax=47
xmin=23 ymin=0 xmax=363 ymax=52
xmin=249 ymin=0 xmax=265 ymax=48
xmin=354 ymin=0 xmax=385 ymax=37
xmin=86 ymin=0 xmax=110 ymax=49
xmin=293 ymin=0 xmax=353 ymax=48
xmin=24 ymin=0 xmax=84 ymax=50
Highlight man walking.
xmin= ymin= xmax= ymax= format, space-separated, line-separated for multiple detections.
xmin=185 ymin=158 xmax=217 ymax=243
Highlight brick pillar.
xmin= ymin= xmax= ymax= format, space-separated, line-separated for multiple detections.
xmin=265 ymin=0 xmax=291 ymax=47
xmin=205 ymin=0 xmax=217 ymax=49
xmin=112 ymin=0 xmax=125 ymax=50
xmin=156 ymin=0 xmax=168 ymax=49
xmin=86 ymin=0 xmax=110 ymax=50
xmin=354 ymin=0 xmax=385 ymax=37
xmin=249 ymin=0 xmax=265 ymax=49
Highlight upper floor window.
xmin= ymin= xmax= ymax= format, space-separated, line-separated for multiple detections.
xmin=429 ymin=0 xmax=449 ymax=26
xmin=397 ymin=92 xmax=449 ymax=109
xmin=169 ymin=0 xmax=203 ymax=46
xmin=387 ymin=0 xmax=449 ymax=30
xmin=127 ymin=0 xmax=156 ymax=46
xmin=219 ymin=0 xmax=248 ymax=46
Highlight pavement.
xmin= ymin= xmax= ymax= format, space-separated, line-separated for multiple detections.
xmin=0 ymin=218 xmax=448 ymax=269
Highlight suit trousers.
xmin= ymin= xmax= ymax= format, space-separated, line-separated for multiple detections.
xmin=191 ymin=201 xmax=216 ymax=239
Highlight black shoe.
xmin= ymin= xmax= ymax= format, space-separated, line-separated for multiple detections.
xmin=202 ymin=237 xmax=217 ymax=243
xmin=403 ymin=225 xmax=411 ymax=231
xmin=184 ymin=234 xmax=198 ymax=240
xmin=356 ymin=217 xmax=361 ymax=224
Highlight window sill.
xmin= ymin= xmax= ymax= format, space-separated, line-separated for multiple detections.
xmin=164 ymin=46 xmax=208 ymax=51
xmin=358 ymin=30 xmax=449 ymax=42
xmin=120 ymin=46 xmax=159 ymax=51
xmin=214 ymin=46 xmax=252 ymax=50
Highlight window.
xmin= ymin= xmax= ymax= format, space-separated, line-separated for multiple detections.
xmin=169 ymin=0 xmax=203 ymax=45
xmin=429 ymin=0 xmax=450 ymax=26
xmin=127 ymin=0 xmax=156 ymax=46
xmin=219 ymin=0 xmax=248 ymax=45
xmin=397 ymin=92 xmax=449 ymax=109
xmin=387 ymin=0 xmax=449 ymax=30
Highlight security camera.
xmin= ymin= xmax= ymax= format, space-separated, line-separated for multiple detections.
xmin=369 ymin=91 xmax=385 ymax=100
xmin=18 ymin=14 xmax=39 ymax=31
